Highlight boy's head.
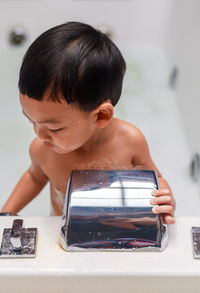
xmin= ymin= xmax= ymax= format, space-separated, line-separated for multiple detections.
xmin=18 ymin=21 xmax=126 ymax=111
xmin=19 ymin=22 xmax=126 ymax=154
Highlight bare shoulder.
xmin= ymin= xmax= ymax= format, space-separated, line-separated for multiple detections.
xmin=28 ymin=137 xmax=49 ymax=182
xmin=113 ymin=118 xmax=151 ymax=160
xmin=29 ymin=137 xmax=46 ymax=159
xmin=113 ymin=118 xmax=146 ymax=144
xmin=28 ymin=137 xmax=51 ymax=168
xmin=114 ymin=119 xmax=160 ymax=172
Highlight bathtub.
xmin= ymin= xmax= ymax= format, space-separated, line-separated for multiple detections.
xmin=1 ymin=3 xmax=200 ymax=293
xmin=0 ymin=41 xmax=199 ymax=217
xmin=0 ymin=0 xmax=199 ymax=217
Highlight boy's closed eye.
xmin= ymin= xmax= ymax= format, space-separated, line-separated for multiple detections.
xmin=22 ymin=111 xmax=65 ymax=133
xmin=27 ymin=119 xmax=64 ymax=133
xmin=49 ymin=128 xmax=64 ymax=133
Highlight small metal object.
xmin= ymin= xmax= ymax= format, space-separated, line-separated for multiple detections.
xmin=190 ymin=153 xmax=200 ymax=182
xmin=0 ymin=213 xmax=13 ymax=216
xmin=192 ymin=227 xmax=200 ymax=259
xmin=60 ymin=170 xmax=168 ymax=252
xmin=0 ymin=219 xmax=37 ymax=258
xmin=10 ymin=219 xmax=23 ymax=251
xmin=169 ymin=66 xmax=178 ymax=90
xmin=9 ymin=26 xmax=27 ymax=46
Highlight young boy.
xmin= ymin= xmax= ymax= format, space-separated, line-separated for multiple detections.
xmin=1 ymin=22 xmax=176 ymax=223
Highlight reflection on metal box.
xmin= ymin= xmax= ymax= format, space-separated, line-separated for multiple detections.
xmin=60 ymin=170 xmax=168 ymax=251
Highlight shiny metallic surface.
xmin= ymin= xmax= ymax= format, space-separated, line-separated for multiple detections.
xmin=9 ymin=26 xmax=27 ymax=46
xmin=60 ymin=170 xmax=168 ymax=252
xmin=0 ymin=219 xmax=37 ymax=258
xmin=192 ymin=227 xmax=200 ymax=259
xmin=10 ymin=219 xmax=23 ymax=250
xmin=190 ymin=153 xmax=200 ymax=182
xmin=0 ymin=213 xmax=13 ymax=216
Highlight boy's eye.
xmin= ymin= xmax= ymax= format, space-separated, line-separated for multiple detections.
xmin=49 ymin=128 xmax=63 ymax=133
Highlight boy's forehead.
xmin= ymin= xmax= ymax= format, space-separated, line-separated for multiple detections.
xmin=22 ymin=110 xmax=62 ymax=124
xmin=19 ymin=93 xmax=79 ymax=122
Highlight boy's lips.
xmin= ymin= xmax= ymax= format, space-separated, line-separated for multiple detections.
xmin=43 ymin=141 xmax=63 ymax=152
xmin=43 ymin=141 xmax=54 ymax=148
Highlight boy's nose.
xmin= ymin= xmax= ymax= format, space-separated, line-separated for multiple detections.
xmin=34 ymin=124 xmax=51 ymax=141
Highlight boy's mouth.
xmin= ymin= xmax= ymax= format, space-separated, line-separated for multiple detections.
xmin=43 ymin=141 xmax=63 ymax=153
xmin=43 ymin=141 xmax=54 ymax=148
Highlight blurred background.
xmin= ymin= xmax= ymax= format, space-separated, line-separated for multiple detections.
xmin=0 ymin=0 xmax=199 ymax=216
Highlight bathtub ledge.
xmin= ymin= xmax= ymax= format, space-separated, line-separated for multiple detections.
xmin=0 ymin=216 xmax=199 ymax=293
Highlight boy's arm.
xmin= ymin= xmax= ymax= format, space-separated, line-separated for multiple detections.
xmin=131 ymin=127 xmax=176 ymax=224
xmin=1 ymin=139 xmax=48 ymax=215
xmin=1 ymin=169 xmax=48 ymax=215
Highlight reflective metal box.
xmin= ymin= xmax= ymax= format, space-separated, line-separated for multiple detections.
xmin=60 ymin=170 xmax=168 ymax=251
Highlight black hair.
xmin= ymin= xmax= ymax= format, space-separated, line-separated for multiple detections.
xmin=18 ymin=21 xmax=126 ymax=111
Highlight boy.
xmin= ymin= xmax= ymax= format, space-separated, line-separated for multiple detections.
xmin=1 ymin=22 xmax=176 ymax=223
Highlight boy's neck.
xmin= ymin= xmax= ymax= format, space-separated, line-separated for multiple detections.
xmin=76 ymin=119 xmax=114 ymax=153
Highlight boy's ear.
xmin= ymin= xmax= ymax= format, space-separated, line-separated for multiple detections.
xmin=94 ymin=102 xmax=114 ymax=128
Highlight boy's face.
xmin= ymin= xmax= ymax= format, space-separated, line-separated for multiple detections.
xmin=20 ymin=93 xmax=97 ymax=154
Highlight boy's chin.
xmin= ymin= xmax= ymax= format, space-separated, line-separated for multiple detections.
xmin=47 ymin=142 xmax=84 ymax=154
xmin=51 ymin=145 xmax=78 ymax=154
xmin=43 ymin=142 xmax=65 ymax=154
xmin=52 ymin=146 xmax=68 ymax=154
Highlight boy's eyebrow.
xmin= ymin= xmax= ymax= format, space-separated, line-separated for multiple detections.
xmin=22 ymin=111 xmax=61 ymax=124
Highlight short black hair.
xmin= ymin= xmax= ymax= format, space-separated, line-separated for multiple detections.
xmin=18 ymin=21 xmax=126 ymax=111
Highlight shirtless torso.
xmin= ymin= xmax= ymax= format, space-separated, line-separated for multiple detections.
xmin=30 ymin=118 xmax=160 ymax=215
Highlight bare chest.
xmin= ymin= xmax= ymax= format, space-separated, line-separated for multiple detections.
xmin=42 ymin=142 xmax=133 ymax=215
xmin=43 ymin=150 xmax=133 ymax=193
